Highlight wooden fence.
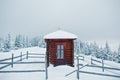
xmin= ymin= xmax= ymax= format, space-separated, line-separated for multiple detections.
xmin=66 ymin=55 xmax=120 ymax=80
xmin=0 ymin=52 xmax=27 ymax=69
xmin=0 ymin=51 xmax=48 ymax=80
xmin=74 ymin=55 xmax=84 ymax=61
xmin=91 ymin=57 xmax=104 ymax=72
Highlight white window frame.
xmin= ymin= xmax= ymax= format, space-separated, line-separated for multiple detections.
xmin=57 ymin=45 xmax=64 ymax=59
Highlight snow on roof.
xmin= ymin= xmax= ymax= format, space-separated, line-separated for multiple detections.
xmin=44 ymin=30 xmax=78 ymax=39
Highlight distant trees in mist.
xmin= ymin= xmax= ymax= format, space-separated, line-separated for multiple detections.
xmin=0 ymin=34 xmax=45 ymax=52
xmin=75 ymin=41 xmax=120 ymax=63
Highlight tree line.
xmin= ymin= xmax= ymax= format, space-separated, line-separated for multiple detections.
xmin=0 ymin=33 xmax=45 ymax=52
xmin=0 ymin=34 xmax=120 ymax=63
xmin=75 ymin=41 xmax=120 ymax=63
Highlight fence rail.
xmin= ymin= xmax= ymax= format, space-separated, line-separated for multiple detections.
xmin=0 ymin=51 xmax=48 ymax=80
xmin=0 ymin=52 xmax=27 ymax=69
xmin=91 ymin=58 xmax=101 ymax=63
xmin=0 ymin=51 xmax=45 ymax=69
xmin=0 ymin=53 xmax=26 ymax=62
xmin=0 ymin=61 xmax=45 ymax=64
xmin=28 ymin=56 xmax=45 ymax=58
xmin=28 ymin=53 xmax=45 ymax=55
xmin=0 ymin=70 xmax=45 ymax=73
xmin=74 ymin=55 xmax=84 ymax=61
xmin=0 ymin=57 xmax=12 ymax=62
xmin=91 ymin=57 xmax=104 ymax=72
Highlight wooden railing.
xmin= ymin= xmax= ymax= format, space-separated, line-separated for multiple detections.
xmin=0 ymin=52 xmax=27 ymax=69
xmin=91 ymin=57 xmax=104 ymax=72
xmin=0 ymin=51 xmax=48 ymax=80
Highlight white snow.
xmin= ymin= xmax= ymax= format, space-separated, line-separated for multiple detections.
xmin=44 ymin=30 xmax=78 ymax=39
xmin=0 ymin=47 xmax=120 ymax=80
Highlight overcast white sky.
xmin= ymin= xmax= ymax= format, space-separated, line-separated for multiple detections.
xmin=0 ymin=0 xmax=120 ymax=41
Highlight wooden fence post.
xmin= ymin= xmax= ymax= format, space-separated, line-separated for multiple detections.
xmin=91 ymin=56 xmax=93 ymax=64
xmin=102 ymin=58 xmax=104 ymax=72
xmin=20 ymin=52 xmax=22 ymax=61
xmin=26 ymin=51 xmax=28 ymax=59
xmin=77 ymin=55 xmax=79 ymax=80
xmin=11 ymin=53 xmax=14 ymax=68
xmin=45 ymin=55 xmax=48 ymax=80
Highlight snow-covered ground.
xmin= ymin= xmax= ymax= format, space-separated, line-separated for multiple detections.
xmin=0 ymin=47 xmax=120 ymax=80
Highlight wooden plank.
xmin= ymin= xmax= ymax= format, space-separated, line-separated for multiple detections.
xmin=0 ymin=61 xmax=45 ymax=64
xmin=0 ymin=70 xmax=45 ymax=73
xmin=0 ymin=58 xmax=11 ymax=62
xmin=92 ymin=58 xmax=101 ymax=63
xmin=0 ymin=64 xmax=11 ymax=70
xmin=28 ymin=53 xmax=45 ymax=55
xmin=0 ymin=53 xmax=26 ymax=62
xmin=28 ymin=56 xmax=45 ymax=58
xmin=79 ymin=71 xmax=120 ymax=78
xmin=84 ymin=65 xmax=120 ymax=71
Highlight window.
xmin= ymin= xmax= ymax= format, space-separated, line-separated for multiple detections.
xmin=57 ymin=45 xmax=64 ymax=59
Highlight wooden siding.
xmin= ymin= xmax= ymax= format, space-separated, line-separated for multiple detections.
xmin=45 ymin=39 xmax=74 ymax=67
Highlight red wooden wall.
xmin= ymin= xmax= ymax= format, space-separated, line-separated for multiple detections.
xmin=45 ymin=39 xmax=74 ymax=67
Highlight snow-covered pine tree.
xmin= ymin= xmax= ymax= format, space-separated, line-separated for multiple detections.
xmin=112 ymin=51 xmax=117 ymax=61
xmin=118 ymin=45 xmax=120 ymax=56
xmin=4 ymin=40 xmax=9 ymax=52
xmin=83 ymin=42 xmax=90 ymax=55
xmin=77 ymin=40 xmax=81 ymax=55
xmin=15 ymin=35 xmax=22 ymax=49
xmin=25 ymin=36 xmax=30 ymax=47
xmin=4 ymin=33 xmax=11 ymax=52
xmin=99 ymin=47 xmax=106 ymax=59
xmin=0 ymin=38 xmax=2 ymax=51
xmin=104 ymin=41 xmax=112 ymax=60
xmin=21 ymin=35 xmax=27 ymax=48
xmin=89 ymin=43 xmax=95 ymax=56
xmin=91 ymin=42 xmax=100 ymax=58
xmin=38 ymin=36 xmax=45 ymax=48
xmin=117 ymin=45 xmax=120 ymax=63
xmin=30 ymin=37 xmax=40 ymax=47
xmin=79 ymin=41 xmax=84 ymax=54
xmin=14 ymin=35 xmax=31 ymax=49
xmin=0 ymin=38 xmax=4 ymax=51
xmin=79 ymin=41 xmax=92 ymax=55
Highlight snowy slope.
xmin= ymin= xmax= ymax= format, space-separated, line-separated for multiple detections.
xmin=0 ymin=47 xmax=120 ymax=80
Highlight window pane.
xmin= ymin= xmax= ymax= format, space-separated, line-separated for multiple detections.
xmin=61 ymin=50 xmax=64 ymax=59
xmin=61 ymin=45 xmax=64 ymax=49
xmin=57 ymin=45 xmax=60 ymax=49
xmin=57 ymin=50 xmax=60 ymax=59
xmin=57 ymin=45 xmax=64 ymax=59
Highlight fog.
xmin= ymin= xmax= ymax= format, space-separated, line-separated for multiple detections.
xmin=0 ymin=0 xmax=120 ymax=41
